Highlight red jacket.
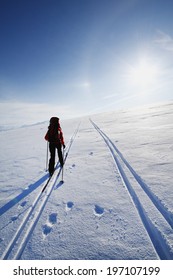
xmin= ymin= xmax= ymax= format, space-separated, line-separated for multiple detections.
xmin=45 ymin=127 xmax=65 ymax=146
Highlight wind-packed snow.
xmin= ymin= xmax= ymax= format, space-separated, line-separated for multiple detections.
xmin=0 ymin=102 xmax=173 ymax=260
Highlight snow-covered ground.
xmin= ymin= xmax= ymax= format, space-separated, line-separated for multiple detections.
xmin=0 ymin=102 xmax=173 ymax=260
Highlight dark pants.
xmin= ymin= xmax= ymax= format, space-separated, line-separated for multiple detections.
xmin=49 ymin=142 xmax=63 ymax=175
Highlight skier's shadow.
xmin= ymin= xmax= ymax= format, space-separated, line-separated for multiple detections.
xmin=0 ymin=173 xmax=49 ymax=217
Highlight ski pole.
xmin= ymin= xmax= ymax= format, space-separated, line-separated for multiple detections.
xmin=46 ymin=141 xmax=49 ymax=171
xmin=61 ymin=146 xmax=65 ymax=182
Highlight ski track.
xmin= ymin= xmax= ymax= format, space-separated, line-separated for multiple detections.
xmin=1 ymin=124 xmax=80 ymax=260
xmin=90 ymin=119 xmax=173 ymax=260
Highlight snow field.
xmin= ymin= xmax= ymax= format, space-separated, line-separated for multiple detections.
xmin=0 ymin=102 xmax=173 ymax=259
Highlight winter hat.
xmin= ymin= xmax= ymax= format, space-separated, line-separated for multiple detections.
xmin=50 ymin=117 xmax=59 ymax=124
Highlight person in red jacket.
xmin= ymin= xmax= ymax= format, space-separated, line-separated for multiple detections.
xmin=45 ymin=117 xmax=65 ymax=176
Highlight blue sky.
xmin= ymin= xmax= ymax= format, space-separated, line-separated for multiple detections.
xmin=0 ymin=0 xmax=173 ymax=126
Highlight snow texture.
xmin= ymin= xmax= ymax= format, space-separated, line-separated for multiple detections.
xmin=0 ymin=102 xmax=173 ymax=260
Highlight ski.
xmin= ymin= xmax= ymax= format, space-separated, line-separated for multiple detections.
xmin=42 ymin=162 xmax=64 ymax=193
xmin=42 ymin=174 xmax=53 ymax=193
xmin=42 ymin=161 xmax=60 ymax=193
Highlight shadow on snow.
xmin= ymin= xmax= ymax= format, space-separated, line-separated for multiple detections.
xmin=0 ymin=173 xmax=49 ymax=217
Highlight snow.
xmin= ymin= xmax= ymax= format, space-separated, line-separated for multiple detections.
xmin=0 ymin=102 xmax=173 ymax=260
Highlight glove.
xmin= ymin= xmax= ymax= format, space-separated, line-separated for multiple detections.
xmin=63 ymin=144 xmax=66 ymax=149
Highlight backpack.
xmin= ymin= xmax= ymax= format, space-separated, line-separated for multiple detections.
xmin=48 ymin=117 xmax=60 ymax=143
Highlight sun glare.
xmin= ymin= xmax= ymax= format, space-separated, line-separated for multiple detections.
xmin=127 ymin=57 xmax=160 ymax=89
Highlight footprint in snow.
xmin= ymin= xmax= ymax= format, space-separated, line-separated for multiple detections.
xmin=94 ymin=205 xmax=104 ymax=217
xmin=11 ymin=216 xmax=18 ymax=222
xmin=69 ymin=164 xmax=76 ymax=172
xmin=42 ymin=213 xmax=57 ymax=237
xmin=42 ymin=224 xmax=52 ymax=236
xmin=49 ymin=213 xmax=57 ymax=224
xmin=89 ymin=152 xmax=93 ymax=156
xmin=18 ymin=200 xmax=27 ymax=209
xmin=66 ymin=201 xmax=74 ymax=211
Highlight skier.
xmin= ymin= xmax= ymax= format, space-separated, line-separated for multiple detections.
xmin=45 ymin=117 xmax=65 ymax=176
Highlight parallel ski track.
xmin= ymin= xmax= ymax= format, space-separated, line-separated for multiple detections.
xmin=1 ymin=124 xmax=80 ymax=260
xmin=91 ymin=119 xmax=173 ymax=260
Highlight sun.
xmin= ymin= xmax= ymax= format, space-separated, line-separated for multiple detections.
xmin=127 ymin=57 xmax=160 ymax=89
